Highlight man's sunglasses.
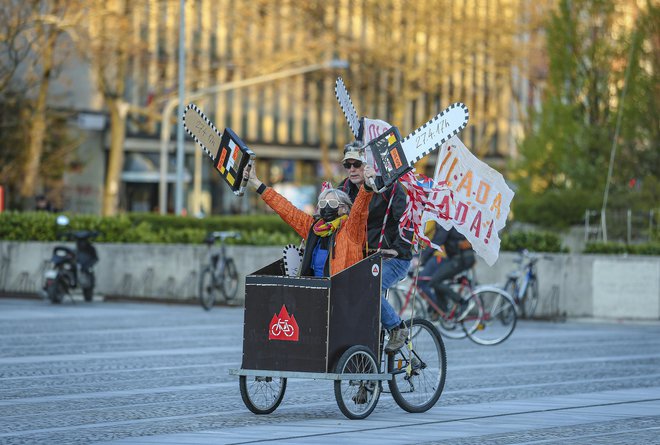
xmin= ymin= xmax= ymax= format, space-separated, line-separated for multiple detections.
xmin=343 ymin=160 xmax=363 ymax=169
xmin=318 ymin=199 xmax=340 ymax=209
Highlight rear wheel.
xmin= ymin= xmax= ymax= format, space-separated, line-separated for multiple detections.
xmin=220 ymin=259 xmax=239 ymax=301
xmin=465 ymin=288 xmax=517 ymax=345
xmin=334 ymin=345 xmax=381 ymax=419
xmin=388 ymin=318 xmax=446 ymax=413
xmin=434 ymin=282 xmax=474 ymax=340
xmin=521 ymin=278 xmax=539 ymax=319
xmin=239 ymin=375 xmax=286 ymax=415
xmin=81 ymin=271 xmax=95 ymax=302
xmin=46 ymin=279 xmax=65 ymax=304
xmin=198 ymin=267 xmax=218 ymax=311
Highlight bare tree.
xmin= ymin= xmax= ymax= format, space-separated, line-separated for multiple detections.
xmin=0 ymin=0 xmax=33 ymax=94
xmin=0 ymin=0 xmax=83 ymax=207
xmin=20 ymin=0 xmax=83 ymax=201
xmin=76 ymin=0 xmax=143 ymax=216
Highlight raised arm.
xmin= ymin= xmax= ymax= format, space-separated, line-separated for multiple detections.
xmin=245 ymin=163 xmax=312 ymax=239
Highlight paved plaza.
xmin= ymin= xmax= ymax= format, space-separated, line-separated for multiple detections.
xmin=1 ymin=296 xmax=659 ymax=444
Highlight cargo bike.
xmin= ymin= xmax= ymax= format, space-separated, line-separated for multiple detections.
xmin=229 ymin=253 xmax=447 ymax=419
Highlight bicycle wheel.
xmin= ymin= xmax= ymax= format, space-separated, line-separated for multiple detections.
xmin=220 ymin=258 xmax=239 ymax=301
xmin=465 ymin=287 xmax=517 ymax=346
xmin=239 ymin=375 xmax=287 ymax=415
xmin=388 ymin=318 xmax=446 ymax=413
xmin=198 ymin=266 xmax=219 ymax=310
xmin=334 ymin=345 xmax=381 ymax=419
xmin=390 ymin=285 xmax=425 ymax=321
xmin=521 ymin=277 xmax=539 ymax=319
xmin=434 ymin=302 xmax=470 ymax=340
xmin=46 ymin=279 xmax=65 ymax=304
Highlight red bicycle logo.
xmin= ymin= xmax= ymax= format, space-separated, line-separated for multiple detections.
xmin=268 ymin=305 xmax=299 ymax=341
xmin=270 ymin=318 xmax=295 ymax=337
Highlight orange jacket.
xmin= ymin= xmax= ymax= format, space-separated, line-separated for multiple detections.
xmin=261 ymin=186 xmax=373 ymax=276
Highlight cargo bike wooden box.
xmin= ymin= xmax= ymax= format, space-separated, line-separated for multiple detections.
xmin=230 ymin=254 xmax=448 ymax=419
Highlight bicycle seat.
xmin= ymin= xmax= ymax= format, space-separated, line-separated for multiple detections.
xmin=507 ymin=270 xmax=522 ymax=279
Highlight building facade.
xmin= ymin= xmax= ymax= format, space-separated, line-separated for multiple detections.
xmin=55 ymin=0 xmax=552 ymax=215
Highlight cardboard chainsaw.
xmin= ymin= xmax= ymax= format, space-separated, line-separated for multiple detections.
xmin=182 ymin=103 xmax=255 ymax=196
xmin=335 ymin=77 xmax=469 ymax=191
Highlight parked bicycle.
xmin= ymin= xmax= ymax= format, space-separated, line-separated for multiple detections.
xmin=198 ymin=231 xmax=240 ymax=310
xmin=502 ymin=249 xmax=552 ymax=319
xmin=389 ymin=268 xmax=517 ymax=345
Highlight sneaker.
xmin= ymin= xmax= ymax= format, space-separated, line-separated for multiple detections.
xmin=351 ymin=386 xmax=368 ymax=404
xmin=385 ymin=327 xmax=409 ymax=353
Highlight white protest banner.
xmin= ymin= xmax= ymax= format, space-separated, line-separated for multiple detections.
xmin=421 ymin=136 xmax=514 ymax=266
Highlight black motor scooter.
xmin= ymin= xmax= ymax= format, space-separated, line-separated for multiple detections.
xmin=43 ymin=215 xmax=99 ymax=303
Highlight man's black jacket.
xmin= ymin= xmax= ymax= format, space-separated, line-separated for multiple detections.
xmin=338 ymin=176 xmax=412 ymax=260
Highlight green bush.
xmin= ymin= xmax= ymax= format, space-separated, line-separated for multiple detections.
xmin=500 ymin=230 xmax=566 ymax=253
xmin=584 ymin=242 xmax=660 ymax=255
xmin=0 ymin=211 xmax=298 ymax=245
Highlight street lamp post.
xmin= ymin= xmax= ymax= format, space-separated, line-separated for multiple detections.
xmin=158 ymin=59 xmax=349 ymax=215
xmin=175 ymin=0 xmax=186 ymax=215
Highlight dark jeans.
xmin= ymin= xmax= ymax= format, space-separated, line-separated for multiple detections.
xmin=427 ymin=252 xmax=476 ymax=308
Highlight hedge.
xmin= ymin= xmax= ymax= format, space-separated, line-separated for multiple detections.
xmin=0 ymin=211 xmax=301 ymax=246
xmin=500 ymin=230 xmax=566 ymax=253
xmin=584 ymin=241 xmax=660 ymax=255
xmin=5 ymin=212 xmax=648 ymax=255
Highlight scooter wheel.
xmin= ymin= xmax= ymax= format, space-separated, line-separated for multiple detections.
xmin=46 ymin=280 xmax=64 ymax=304
xmin=83 ymin=286 xmax=93 ymax=302
xmin=81 ymin=272 xmax=95 ymax=302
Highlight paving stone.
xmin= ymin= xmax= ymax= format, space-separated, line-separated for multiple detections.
xmin=1 ymin=297 xmax=659 ymax=444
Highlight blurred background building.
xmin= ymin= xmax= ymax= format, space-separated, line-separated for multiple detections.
xmin=0 ymin=0 xmax=653 ymax=220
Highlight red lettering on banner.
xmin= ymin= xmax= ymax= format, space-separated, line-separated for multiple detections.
xmin=436 ymin=194 xmax=451 ymax=219
xmin=455 ymin=202 xmax=468 ymax=224
xmin=268 ymin=305 xmax=299 ymax=341
xmin=484 ymin=220 xmax=494 ymax=244
xmin=470 ymin=210 xmax=482 ymax=237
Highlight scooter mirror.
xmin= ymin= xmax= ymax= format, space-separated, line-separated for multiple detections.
xmin=56 ymin=215 xmax=70 ymax=227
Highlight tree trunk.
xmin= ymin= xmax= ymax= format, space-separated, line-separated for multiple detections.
xmin=102 ymin=99 xmax=128 ymax=216
xmin=20 ymin=27 xmax=58 ymax=200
